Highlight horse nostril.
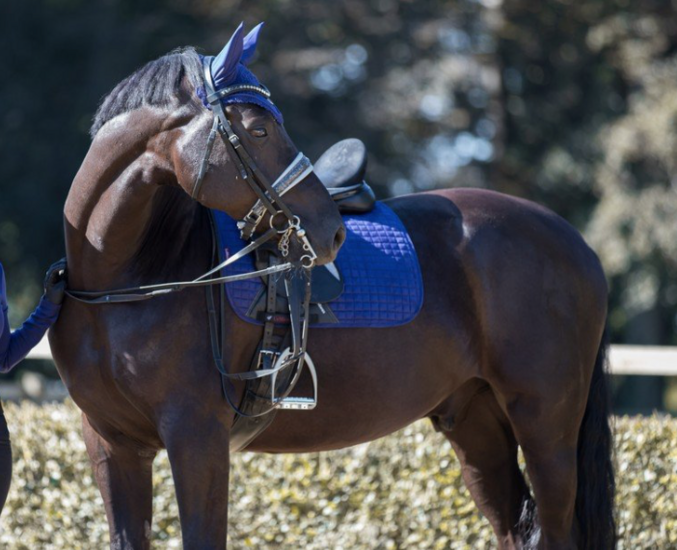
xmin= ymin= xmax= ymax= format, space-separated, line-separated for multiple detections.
xmin=333 ymin=226 xmax=346 ymax=252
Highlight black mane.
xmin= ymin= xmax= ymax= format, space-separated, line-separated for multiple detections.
xmin=90 ymin=47 xmax=203 ymax=137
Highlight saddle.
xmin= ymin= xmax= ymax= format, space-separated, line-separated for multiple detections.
xmin=316 ymin=138 xmax=376 ymax=214
xmin=228 ymin=139 xmax=376 ymax=451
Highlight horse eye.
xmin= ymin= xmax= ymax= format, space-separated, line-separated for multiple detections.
xmin=251 ymin=127 xmax=268 ymax=138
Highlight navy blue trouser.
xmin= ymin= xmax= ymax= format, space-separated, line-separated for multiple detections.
xmin=0 ymin=401 xmax=11 ymax=515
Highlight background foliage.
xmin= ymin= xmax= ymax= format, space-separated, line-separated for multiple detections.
xmin=0 ymin=400 xmax=675 ymax=549
xmin=0 ymin=2 xmax=675 ymax=405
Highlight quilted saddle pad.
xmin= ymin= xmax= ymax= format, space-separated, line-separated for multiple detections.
xmin=211 ymin=202 xmax=423 ymax=328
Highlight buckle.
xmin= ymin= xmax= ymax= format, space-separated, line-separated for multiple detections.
xmin=238 ymin=211 xmax=264 ymax=238
xmin=228 ymin=133 xmax=241 ymax=148
xmin=257 ymin=349 xmax=280 ymax=369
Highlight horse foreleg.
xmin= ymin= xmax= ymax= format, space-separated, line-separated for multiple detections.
xmin=164 ymin=415 xmax=231 ymax=550
xmin=432 ymin=386 xmax=533 ymax=549
xmin=82 ymin=414 xmax=156 ymax=550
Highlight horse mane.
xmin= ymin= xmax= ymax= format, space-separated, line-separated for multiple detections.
xmin=90 ymin=48 xmax=211 ymax=280
xmin=91 ymin=47 xmax=203 ymax=138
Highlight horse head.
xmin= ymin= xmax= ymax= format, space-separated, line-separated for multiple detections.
xmin=169 ymin=23 xmax=345 ymax=266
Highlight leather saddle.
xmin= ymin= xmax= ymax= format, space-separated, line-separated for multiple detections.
xmin=247 ymin=139 xmax=376 ymax=322
xmin=315 ymin=138 xmax=376 ymax=214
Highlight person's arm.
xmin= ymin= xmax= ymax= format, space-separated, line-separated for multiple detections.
xmin=0 ymin=299 xmax=11 ymax=371
xmin=0 ymin=260 xmax=67 ymax=373
xmin=0 ymin=267 xmax=11 ymax=369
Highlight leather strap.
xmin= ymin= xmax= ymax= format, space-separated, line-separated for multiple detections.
xmin=66 ymin=227 xmax=285 ymax=304
xmin=191 ymin=117 xmax=220 ymax=200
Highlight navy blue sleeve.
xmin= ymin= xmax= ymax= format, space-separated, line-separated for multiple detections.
xmin=0 ymin=266 xmax=8 ymax=367
xmin=0 ymin=296 xmax=61 ymax=373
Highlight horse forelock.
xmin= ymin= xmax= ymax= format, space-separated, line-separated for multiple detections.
xmin=90 ymin=47 xmax=204 ymax=138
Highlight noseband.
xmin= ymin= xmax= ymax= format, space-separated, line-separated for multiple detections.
xmin=192 ymin=57 xmax=317 ymax=268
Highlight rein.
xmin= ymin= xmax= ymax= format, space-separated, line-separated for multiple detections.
xmin=65 ymin=227 xmax=287 ymax=304
xmin=68 ymin=56 xmax=318 ymax=305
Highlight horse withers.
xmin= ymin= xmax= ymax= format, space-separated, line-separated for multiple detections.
xmin=50 ymin=24 xmax=614 ymax=550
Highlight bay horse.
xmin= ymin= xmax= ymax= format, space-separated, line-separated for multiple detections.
xmin=50 ymin=28 xmax=615 ymax=550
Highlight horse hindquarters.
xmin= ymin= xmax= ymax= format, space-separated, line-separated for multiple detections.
xmin=434 ymin=384 xmax=534 ymax=549
xmin=487 ymin=325 xmax=614 ymax=550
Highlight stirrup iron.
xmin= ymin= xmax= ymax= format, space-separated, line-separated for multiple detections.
xmin=272 ymin=349 xmax=318 ymax=411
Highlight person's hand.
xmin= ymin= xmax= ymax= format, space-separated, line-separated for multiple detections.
xmin=44 ymin=258 xmax=68 ymax=305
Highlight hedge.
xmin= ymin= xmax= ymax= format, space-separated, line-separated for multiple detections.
xmin=0 ymin=400 xmax=675 ymax=549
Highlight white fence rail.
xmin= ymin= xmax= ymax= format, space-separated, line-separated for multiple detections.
xmin=24 ymin=337 xmax=677 ymax=376
xmin=607 ymin=345 xmax=677 ymax=376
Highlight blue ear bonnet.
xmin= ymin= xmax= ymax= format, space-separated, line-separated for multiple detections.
xmin=197 ymin=22 xmax=283 ymax=125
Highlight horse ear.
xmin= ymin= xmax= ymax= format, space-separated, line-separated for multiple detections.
xmin=211 ymin=22 xmax=245 ymax=85
xmin=241 ymin=22 xmax=264 ymax=66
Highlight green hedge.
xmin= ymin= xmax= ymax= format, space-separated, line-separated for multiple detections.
xmin=0 ymin=401 xmax=675 ymax=549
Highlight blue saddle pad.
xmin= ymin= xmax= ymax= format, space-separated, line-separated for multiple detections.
xmin=212 ymin=202 xmax=423 ymax=328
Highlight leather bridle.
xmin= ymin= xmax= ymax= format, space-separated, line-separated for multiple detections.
xmin=193 ymin=56 xmax=317 ymax=267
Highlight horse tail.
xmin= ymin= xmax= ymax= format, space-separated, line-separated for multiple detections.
xmin=575 ymin=325 xmax=616 ymax=549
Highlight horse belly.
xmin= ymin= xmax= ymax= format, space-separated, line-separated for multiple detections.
xmin=242 ymin=325 xmax=474 ymax=453
xmin=243 ymin=194 xmax=482 ymax=453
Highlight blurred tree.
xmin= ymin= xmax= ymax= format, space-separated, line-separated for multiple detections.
xmin=1 ymin=0 xmax=675 ymax=409
xmin=495 ymin=0 xmax=677 ymax=411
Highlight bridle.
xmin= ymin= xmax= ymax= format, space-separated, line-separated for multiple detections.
xmin=66 ymin=57 xmax=322 ymax=415
xmin=192 ymin=56 xmax=317 ymax=267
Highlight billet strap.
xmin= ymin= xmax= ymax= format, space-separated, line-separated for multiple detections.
xmin=208 ymin=251 xmax=316 ymax=417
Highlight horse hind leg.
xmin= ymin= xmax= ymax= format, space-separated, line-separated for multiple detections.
xmin=501 ymin=331 xmax=615 ymax=550
xmin=82 ymin=414 xmax=156 ymax=550
xmin=432 ymin=383 xmax=535 ymax=549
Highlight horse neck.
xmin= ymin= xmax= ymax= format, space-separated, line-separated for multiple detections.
xmin=65 ymin=122 xmax=210 ymax=291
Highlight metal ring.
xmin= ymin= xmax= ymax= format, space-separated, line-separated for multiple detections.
xmin=269 ymin=211 xmax=290 ymax=232
xmin=300 ymin=255 xmax=315 ymax=269
xmin=289 ymin=215 xmax=301 ymax=230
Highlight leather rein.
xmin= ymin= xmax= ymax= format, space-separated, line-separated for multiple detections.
xmin=67 ymin=56 xmax=317 ymax=305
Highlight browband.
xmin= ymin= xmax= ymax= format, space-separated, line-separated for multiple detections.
xmin=206 ymin=83 xmax=272 ymax=104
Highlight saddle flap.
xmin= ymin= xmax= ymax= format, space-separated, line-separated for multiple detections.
xmin=315 ymin=138 xmax=367 ymax=189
